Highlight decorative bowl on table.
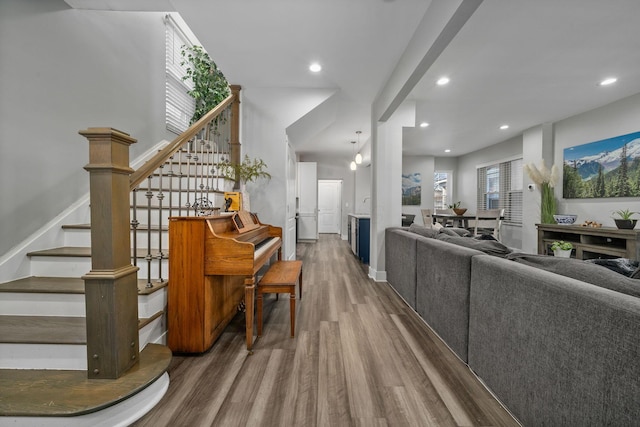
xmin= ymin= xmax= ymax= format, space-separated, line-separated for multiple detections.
xmin=553 ymin=214 xmax=577 ymax=225
xmin=452 ymin=208 xmax=467 ymax=216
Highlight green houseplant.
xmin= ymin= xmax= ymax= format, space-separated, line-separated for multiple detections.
xmin=612 ymin=209 xmax=638 ymax=229
xmin=550 ymin=240 xmax=573 ymax=258
xmin=217 ymin=155 xmax=271 ymax=185
xmin=181 ymin=45 xmax=230 ymax=125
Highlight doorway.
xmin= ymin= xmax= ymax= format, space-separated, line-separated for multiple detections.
xmin=318 ymin=180 xmax=342 ymax=234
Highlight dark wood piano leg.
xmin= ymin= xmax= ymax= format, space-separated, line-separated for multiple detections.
xmin=245 ymin=277 xmax=255 ymax=352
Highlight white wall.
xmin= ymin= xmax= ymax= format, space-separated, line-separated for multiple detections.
xmin=402 ymin=155 xmax=435 ymax=225
xmin=0 ymin=1 xmax=168 ymax=256
xmin=554 ymin=92 xmax=640 ymax=227
xmin=241 ymin=91 xmax=291 ymax=257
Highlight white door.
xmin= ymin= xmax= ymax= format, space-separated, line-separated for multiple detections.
xmin=297 ymin=162 xmax=318 ymax=240
xmin=318 ymin=180 xmax=342 ymax=234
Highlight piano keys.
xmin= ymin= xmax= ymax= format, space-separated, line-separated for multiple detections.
xmin=168 ymin=212 xmax=282 ymax=353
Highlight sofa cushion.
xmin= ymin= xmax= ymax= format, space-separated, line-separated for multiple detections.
xmin=506 ymin=253 xmax=640 ymax=298
xmin=439 ymin=227 xmax=472 ymax=237
xmin=415 ymin=237 xmax=484 ymax=362
xmin=408 ymin=223 xmax=438 ymax=238
xmin=385 ymin=228 xmax=419 ymax=308
xmin=584 ymin=257 xmax=639 ymax=277
xmin=435 ymin=233 xmax=512 ymax=257
xmin=469 ymin=255 xmax=640 ymax=426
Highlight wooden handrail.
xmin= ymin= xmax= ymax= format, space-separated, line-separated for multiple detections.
xmin=129 ymin=92 xmax=236 ymax=190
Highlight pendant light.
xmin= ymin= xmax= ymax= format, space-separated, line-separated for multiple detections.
xmin=354 ymin=130 xmax=362 ymax=164
xmin=350 ymin=140 xmax=357 ymax=171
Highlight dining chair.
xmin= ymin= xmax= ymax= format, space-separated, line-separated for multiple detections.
xmin=421 ymin=209 xmax=433 ymax=227
xmin=434 ymin=208 xmax=454 ymax=227
xmin=473 ymin=208 xmax=503 ymax=240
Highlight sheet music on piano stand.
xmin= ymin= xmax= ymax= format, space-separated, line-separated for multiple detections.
xmin=232 ymin=210 xmax=260 ymax=234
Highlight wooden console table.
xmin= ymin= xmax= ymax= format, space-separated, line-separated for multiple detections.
xmin=537 ymin=223 xmax=640 ymax=261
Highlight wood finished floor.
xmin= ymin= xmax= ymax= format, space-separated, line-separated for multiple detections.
xmin=133 ymin=234 xmax=519 ymax=427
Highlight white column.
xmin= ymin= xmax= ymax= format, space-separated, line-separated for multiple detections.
xmin=522 ymin=123 xmax=554 ymax=254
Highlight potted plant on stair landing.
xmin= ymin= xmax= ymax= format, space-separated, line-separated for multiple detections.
xmin=612 ymin=209 xmax=638 ymax=229
xmin=217 ymin=155 xmax=271 ymax=211
xmin=551 ymin=240 xmax=573 ymax=258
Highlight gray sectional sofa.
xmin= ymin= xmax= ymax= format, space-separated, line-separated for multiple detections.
xmin=385 ymin=225 xmax=640 ymax=426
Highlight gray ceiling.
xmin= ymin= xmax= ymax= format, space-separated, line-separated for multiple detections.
xmin=67 ymin=0 xmax=640 ymax=162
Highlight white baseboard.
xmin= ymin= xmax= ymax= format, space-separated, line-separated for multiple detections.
xmin=368 ymin=265 xmax=387 ymax=282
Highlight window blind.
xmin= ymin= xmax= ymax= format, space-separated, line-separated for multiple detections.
xmin=477 ymin=158 xmax=523 ymax=224
xmin=165 ymin=16 xmax=195 ymax=135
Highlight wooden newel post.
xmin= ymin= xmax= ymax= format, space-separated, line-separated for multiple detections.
xmin=229 ymin=85 xmax=242 ymax=189
xmin=79 ymin=127 xmax=140 ymax=379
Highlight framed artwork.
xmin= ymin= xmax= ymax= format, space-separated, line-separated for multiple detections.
xmin=402 ymin=172 xmax=421 ymax=205
xmin=563 ymin=130 xmax=640 ymax=198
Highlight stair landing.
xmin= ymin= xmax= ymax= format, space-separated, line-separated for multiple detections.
xmin=0 ymin=343 xmax=171 ymax=417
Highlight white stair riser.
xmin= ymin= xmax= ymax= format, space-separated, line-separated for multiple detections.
xmin=0 ymin=288 xmax=166 ymax=319
xmin=0 ymin=293 xmax=85 ymax=317
xmin=0 ymin=316 xmax=164 ymax=370
xmin=29 ymin=257 xmax=168 ymax=279
xmin=133 ymin=176 xmax=230 ymax=194
xmin=0 ymin=343 xmax=87 ymax=370
xmin=64 ymin=229 xmax=169 ymax=249
xmin=132 ymin=190 xmax=228 ymax=210
xmin=139 ymin=315 xmax=167 ymax=348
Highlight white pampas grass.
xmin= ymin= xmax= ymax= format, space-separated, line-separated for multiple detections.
xmin=524 ymin=160 xmax=559 ymax=188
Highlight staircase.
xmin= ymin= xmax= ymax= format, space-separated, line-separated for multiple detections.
xmin=0 ymin=89 xmax=241 ymax=425
xmin=0 ymin=202 xmax=172 ymax=426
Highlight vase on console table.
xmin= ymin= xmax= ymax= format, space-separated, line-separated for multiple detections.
xmin=553 ymin=248 xmax=571 ymax=258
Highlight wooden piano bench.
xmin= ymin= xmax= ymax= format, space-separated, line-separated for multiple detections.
xmin=257 ymin=260 xmax=303 ymax=338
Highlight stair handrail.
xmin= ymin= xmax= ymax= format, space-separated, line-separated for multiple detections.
xmin=130 ymin=92 xmax=236 ymax=190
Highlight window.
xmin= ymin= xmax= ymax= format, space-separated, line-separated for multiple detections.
xmin=434 ymin=171 xmax=451 ymax=209
xmin=165 ymin=15 xmax=195 ymax=134
xmin=477 ymin=158 xmax=523 ymax=224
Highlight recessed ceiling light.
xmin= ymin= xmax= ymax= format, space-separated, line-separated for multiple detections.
xmin=444 ymin=149 xmax=451 ymax=153
xmin=436 ymin=76 xmax=450 ymax=86
xmin=420 ymin=122 xmax=429 ymax=128
xmin=309 ymin=62 xmax=322 ymax=73
xmin=599 ymin=77 xmax=617 ymax=86
xmin=499 ymin=124 xmax=509 ymax=130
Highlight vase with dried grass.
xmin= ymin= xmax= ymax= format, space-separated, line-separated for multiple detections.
xmin=524 ymin=160 xmax=560 ymax=224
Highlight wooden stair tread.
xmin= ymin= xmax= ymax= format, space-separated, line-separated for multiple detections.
xmin=0 ymin=314 xmax=163 ymax=344
xmin=0 ymin=276 xmax=167 ymax=295
xmin=0 ymin=277 xmax=85 ymax=294
xmin=0 ymin=315 xmax=86 ymax=344
xmin=26 ymin=247 xmax=169 ymax=259
xmin=0 ymin=343 xmax=171 ymax=417
xmin=62 ymin=223 xmax=169 ymax=231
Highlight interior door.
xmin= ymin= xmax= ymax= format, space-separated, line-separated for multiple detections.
xmin=297 ymin=162 xmax=318 ymax=240
xmin=318 ymin=180 xmax=342 ymax=234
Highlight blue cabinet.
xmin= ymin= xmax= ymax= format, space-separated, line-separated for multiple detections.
xmin=348 ymin=214 xmax=370 ymax=264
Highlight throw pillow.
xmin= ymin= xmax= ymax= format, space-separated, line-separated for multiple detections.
xmin=408 ymin=223 xmax=439 ymax=238
xmin=584 ymin=258 xmax=640 ymax=277
xmin=439 ymin=227 xmax=472 ymax=237
xmin=432 ymin=222 xmax=443 ymax=231
xmin=435 ymin=233 xmax=512 ymax=257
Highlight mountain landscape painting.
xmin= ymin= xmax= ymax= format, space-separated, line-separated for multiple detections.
xmin=402 ymin=172 xmax=421 ymax=205
xmin=563 ymin=131 xmax=640 ymax=198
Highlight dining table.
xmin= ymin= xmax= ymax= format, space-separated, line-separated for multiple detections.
xmin=431 ymin=212 xmax=504 ymax=229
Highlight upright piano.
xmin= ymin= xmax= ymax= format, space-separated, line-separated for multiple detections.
xmin=168 ymin=212 xmax=282 ymax=353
